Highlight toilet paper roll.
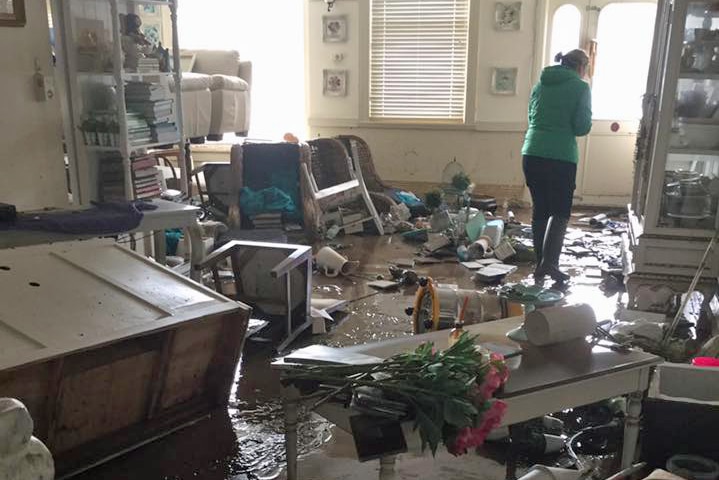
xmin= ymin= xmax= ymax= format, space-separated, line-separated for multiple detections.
xmin=524 ymin=303 xmax=596 ymax=346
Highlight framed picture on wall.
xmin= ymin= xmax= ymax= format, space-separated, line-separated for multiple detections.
xmin=0 ymin=0 xmax=26 ymax=27
xmin=491 ymin=67 xmax=518 ymax=95
xmin=142 ymin=23 xmax=161 ymax=46
xmin=323 ymin=15 xmax=347 ymax=42
xmin=141 ymin=5 xmax=159 ymax=16
xmin=494 ymin=2 xmax=521 ymax=31
xmin=323 ymin=69 xmax=347 ymax=97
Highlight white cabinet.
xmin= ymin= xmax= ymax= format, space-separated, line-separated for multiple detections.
xmin=54 ymin=0 xmax=186 ymax=205
xmin=630 ymin=0 xmax=719 ymax=278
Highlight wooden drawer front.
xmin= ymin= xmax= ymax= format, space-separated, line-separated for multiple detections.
xmin=54 ymin=350 xmax=158 ymax=452
xmin=160 ymin=317 xmax=224 ymax=410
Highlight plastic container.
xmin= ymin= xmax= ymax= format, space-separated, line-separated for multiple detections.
xmin=692 ymin=357 xmax=719 ymax=367
xmin=483 ymin=219 xmax=504 ymax=247
xmin=465 ymin=212 xmax=486 ymax=242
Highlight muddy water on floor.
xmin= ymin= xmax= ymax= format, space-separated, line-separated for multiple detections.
xmin=75 ymin=227 xmax=623 ymax=480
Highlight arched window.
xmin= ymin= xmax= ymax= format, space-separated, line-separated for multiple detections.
xmin=549 ymin=5 xmax=581 ymax=64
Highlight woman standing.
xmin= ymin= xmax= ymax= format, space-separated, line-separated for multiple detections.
xmin=522 ymin=49 xmax=592 ymax=283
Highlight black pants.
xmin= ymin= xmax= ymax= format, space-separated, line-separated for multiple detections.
xmin=522 ymin=155 xmax=577 ymax=264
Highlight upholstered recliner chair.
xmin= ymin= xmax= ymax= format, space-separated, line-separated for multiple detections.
xmin=181 ymin=49 xmax=251 ymax=140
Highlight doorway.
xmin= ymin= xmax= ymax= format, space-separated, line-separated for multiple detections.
xmin=540 ymin=0 xmax=657 ymax=206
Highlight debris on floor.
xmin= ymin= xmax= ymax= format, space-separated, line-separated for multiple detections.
xmin=81 ymin=204 xmax=719 ymax=480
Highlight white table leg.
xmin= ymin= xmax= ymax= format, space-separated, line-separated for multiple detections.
xmin=379 ymin=455 xmax=397 ymax=480
xmin=186 ymin=221 xmax=204 ymax=282
xmin=284 ymin=384 xmax=301 ymax=480
xmin=622 ymin=391 xmax=643 ymax=469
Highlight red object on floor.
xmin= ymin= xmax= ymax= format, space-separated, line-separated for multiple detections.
xmin=692 ymin=357 xmax=719 ymax=367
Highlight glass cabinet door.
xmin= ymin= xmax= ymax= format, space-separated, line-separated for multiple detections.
xmin=657 ymin=0 xmax=719 ymax=230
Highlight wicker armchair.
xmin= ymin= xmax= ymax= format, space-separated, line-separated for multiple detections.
xmin=304 ymin=138 xmax=384 ymax=236
xmin=335 ymin=135 xmax=407 ymax=214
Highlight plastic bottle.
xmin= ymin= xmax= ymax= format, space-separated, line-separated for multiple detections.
xmin=448 ymin=321 xmax=465 ymax=348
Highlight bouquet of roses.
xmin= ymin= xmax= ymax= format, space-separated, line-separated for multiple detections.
xmin=283 ymin=333 xmax=509 ymax=456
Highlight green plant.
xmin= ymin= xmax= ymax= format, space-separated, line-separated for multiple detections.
xmin=425 ymin=189 xmax=443 ymax=211
xmin=451 ymin=172 xmax=472 ymax=192
xmin=284 ymin=333 xmax=508 ymax=456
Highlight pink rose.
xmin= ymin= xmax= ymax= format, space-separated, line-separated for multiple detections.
xmin=448 ymin=427 xmax=475 ymax=456
xmin=478 ymin=368 xmax=503 ymax=400
xmin=490 ymin=352 xmax=504 ymax=362
xmin=478 ymin=400 xmax=507 ymax=434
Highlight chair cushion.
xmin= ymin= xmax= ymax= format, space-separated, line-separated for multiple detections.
xmin=209 ymin=74 xmax=249 ymax=91
xmin=180 ymin=72 xmax=212 ymax=91
xmin=192 ymin=50 xmax=240 ymax=77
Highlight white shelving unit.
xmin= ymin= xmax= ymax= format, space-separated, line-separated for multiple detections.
xmin=54 ymin=0 xmax=187 ymax=205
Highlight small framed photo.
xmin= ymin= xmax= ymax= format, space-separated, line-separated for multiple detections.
xmin=494 ymin=2 xmax=521 ymax=31
xmin=323 ymin=69 xmax=347 ymax=97
xmin=142 ymin=23 xmax=161 ymax=45
xmin=491 ymin=67 xmax=518 ymax=95
xmin=323 ymin=15 xmax=347 ymax=43
xmin=0 ymin=0 xmax=26 ymax=27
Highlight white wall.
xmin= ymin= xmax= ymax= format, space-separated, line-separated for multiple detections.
xmin=305 ymin=0 xmax=539 ymax=200
xmin=0 ymin=0 xmax=68 ymax=211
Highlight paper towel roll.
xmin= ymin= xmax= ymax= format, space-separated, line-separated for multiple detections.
xmin=525 ymin=303 xmax=596 ymax=346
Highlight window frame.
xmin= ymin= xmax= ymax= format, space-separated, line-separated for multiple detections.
xmin=359 ymin=0 xmax=479 ymax=126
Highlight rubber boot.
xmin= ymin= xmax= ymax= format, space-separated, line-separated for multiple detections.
xmin=532 ymin=218 xmax=548 ymax=281
xmin=538 ymin=216 xmax=570 ymax=283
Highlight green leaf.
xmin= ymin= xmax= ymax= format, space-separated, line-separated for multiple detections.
xmin=415 ymin=408 xmax=442 ymax=456
xmin=443 ymin=398 xmax=477 ymax=427
xmin=427 ymin=362 xmax=444 ymax=374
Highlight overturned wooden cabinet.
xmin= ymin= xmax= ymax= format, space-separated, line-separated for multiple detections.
xmin=0 ymin=241 xmax=251 ymax=477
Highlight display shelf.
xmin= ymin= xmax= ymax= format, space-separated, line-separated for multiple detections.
xmin=678 ymin=72 xmax=719 ymax=80
xmin=123 ymin=72 xmax=173 ymax=80
xmin=77 ymin=71 xmax=173 ymax=82
xmin=87 ymin=138 xmax=181 ymax=152
xmin=686 ymin=39 xmax=719 ymax=46
xmin=132 ymin=0 xmax=171 ymax=4
xmin=678 ymin=117 xmax=719 ymax=125
xmin=58 ymin=0 xmax=186 ymax=205
xmin=666 ymin=212 xmax=712 ymax=219
xmin=667 ymin=147 xmax=719 ymax=155
xmin=632 ymin=0 xmax=719 ymax=240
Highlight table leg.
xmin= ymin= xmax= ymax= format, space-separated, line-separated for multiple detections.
xmin=379 ymin=455 xmax=397 ymax=480
xmin=153 ymin=230 xmax=167 ymax=265
xmin=186 ymin=221 xmax=204 ymax=282
xmin=284 ymin=384 xmax=300 ymax=480
xmin=622 ymin=391 xmax=643 ymax=469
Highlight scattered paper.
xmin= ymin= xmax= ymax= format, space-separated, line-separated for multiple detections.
xmin=477 ymin=258 xmax=503 ymax=265
xmin=368 ymin=280 xmax=401 ymax=290
xmin=585 ymin=268 xmax=603 ymax=278
xmin=424 ymin=233 xmax=451 ymax=252
xmin=475 ymin=264 xmax=518 ymax=281
xmin=415 ymin=257 xmax=441 ymax=265
xmin=391 ymin=258 xmax=416 ymax=268
xmin=460 ymin=261 xmax=483 ymax=269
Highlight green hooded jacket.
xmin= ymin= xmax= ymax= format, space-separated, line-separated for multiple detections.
xmin=521 ymin=65 xmax=592 ymax=164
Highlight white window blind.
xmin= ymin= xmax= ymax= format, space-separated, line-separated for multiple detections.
xmin=370 ymin=0 xmax=470 ymax=122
